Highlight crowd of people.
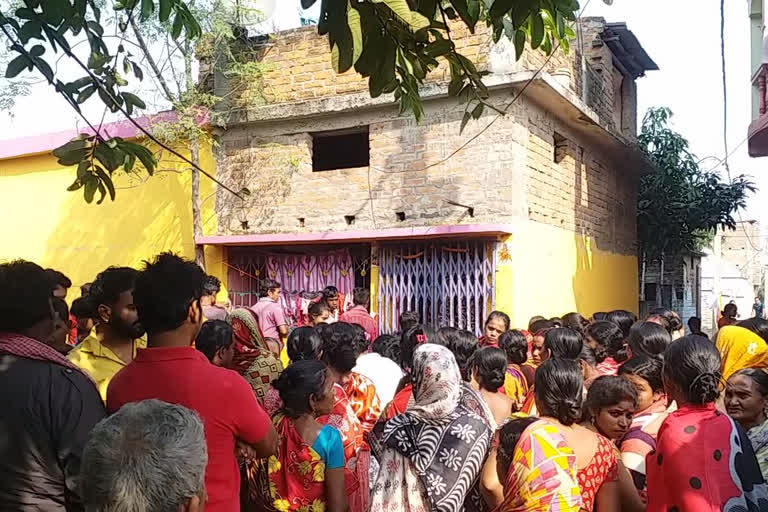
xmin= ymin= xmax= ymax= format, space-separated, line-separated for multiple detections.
xmin=4 ymin=253 xmax=768 ymax=512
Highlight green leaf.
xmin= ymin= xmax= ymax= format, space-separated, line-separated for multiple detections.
xmin=171 ymin=12 xmax=183 ymax=39
xmin=460 ymin=110 xmax=471 ymax=133
xmin=471 ymin=102 xmax=484 ymax=119
xmin=489 ymin=0 xmax=515 ymax=19
xmin=76 ymin=160 xmax=88 ymax=178
xmin=131 ymin=61 xmax=143 ymax=81
xmin=6 ymin=55 xmax=31 ymax=78
xmin=86 ymin=20 xmax=103 ymax=36
xmin=121 ymin=141 xmax=156 ymax=174
xmin=347 ymin=2 xmax=363 ymax=66
xmin=29 ymin=44 xmax=45 ymax=57
xmin=15 ymin=7 xmax=35 ymax=20
xmin=140 ymin=0 xmax=154 ymax=19
xmin=84 ymin=176 xmax=97 ymax=203
xmin=530 ymin=11 xmax=544 ymax=49
xmin=124 ymin=152 xmax=136 ymax=171
xmin=95 ymin=180 xmax=107 ymax=204
xmin=67 ymin=179 xmax=84 ymax=191
xmin=122 ymin=92 xmax=146 ymax=110
xmin=513 ymin=29 xmax=526 ymax=59
xmin=159 ymin=0 xmax=171 ymax=22
xmin=425 ymin=39 xmax=452 ymax=58
xmin=71 ymin=76 xmax=92 ymax=90
xmin=372 ymin=0 xmax=430 ymax=31
xmin=94 ymin=166 xmax=115 ymax=201
xmin=450 ymin=0 xmax=476 ymax=31
xmin=19 ymin=20 xmax=43 ymax=44
xmin=78 ymin=85 xmax=96 ymax=103
xmin=556 ymin=12 xmax=565 ymax=39
xmin=34 ymin=58 xmax=54 ymax=83
xmin=301 ymin=0 xmax=316 ymax=7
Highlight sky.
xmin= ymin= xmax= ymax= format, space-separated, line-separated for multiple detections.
xmin=0 ymin=0 xmax=764 ymax=225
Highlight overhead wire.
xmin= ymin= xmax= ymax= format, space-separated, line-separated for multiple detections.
xmin=719 ymin=0 xmax=763 ymax=253
xmin=364 ymin=0 xmax=594 ymax=222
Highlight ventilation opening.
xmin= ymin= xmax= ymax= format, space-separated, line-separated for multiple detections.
xmin=312 ymin=126 xmax=370 ymax=171
xmin=396 ymin=211 xmax=406 ymax=222
xmin=240 ymin=220 xmax=249 ymax=230
xmin=553 ymin=132 xmax=569 ymax=163
xmin=344 ymin=215 xmax=355 ymax=225
xmin=297 ymin=217 xmax=305 ymax=227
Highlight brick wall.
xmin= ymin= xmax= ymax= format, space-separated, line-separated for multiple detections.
xmin=233 ymin=20 xmax=596 ymax=111
xmin=217 ymin=89 xmax=637 ymax=255
xmin=248 ymin=22 xmax=490 ymax=106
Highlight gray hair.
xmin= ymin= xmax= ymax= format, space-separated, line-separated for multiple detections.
xmin=81 ymin=399 xmax=208 ymax=512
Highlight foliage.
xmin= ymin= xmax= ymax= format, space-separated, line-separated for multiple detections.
xmin=0 ymin=0 xmax=579 ymax=204
xmin=637 ymin=107 xmax=755 ymax=259
xmin=0 ymin=0 xmax=200 ymax=203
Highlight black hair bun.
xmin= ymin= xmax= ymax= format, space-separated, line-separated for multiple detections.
xmin=487 ymin=369 xmax=505 ymax=390
xmin=556 ymin=398 xmax=581 ymax=426
xmin=690 ymin=372 xmax=719 ymax=404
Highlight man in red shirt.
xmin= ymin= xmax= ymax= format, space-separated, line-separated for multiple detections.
xmin=107 ymin=253 xmax=277 ymax=512
xmin=340 ymin=287 xmax=379 ymax=342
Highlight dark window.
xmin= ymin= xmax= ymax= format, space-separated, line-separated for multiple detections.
xmin=553 ymin=132 xmax=568 ymax=163
xmin=312 ymin=127 xmax=369 ymax=171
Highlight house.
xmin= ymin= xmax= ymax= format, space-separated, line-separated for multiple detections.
xmin=639 ymin=252 xmax=702 ymax=330
xmin=748 ymin=0 xmax=768 ymax=156
xmin=202 ymin=17 xmax=657 ymax=331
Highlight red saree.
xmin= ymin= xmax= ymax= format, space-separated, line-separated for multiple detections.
xmin=266 ymin=414 xmax=327 ymax=512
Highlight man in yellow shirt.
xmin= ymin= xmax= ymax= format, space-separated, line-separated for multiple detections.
xmin=68 ymin=267 xmax=146 ymax=400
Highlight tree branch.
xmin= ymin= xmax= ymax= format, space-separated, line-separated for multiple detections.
xmin=129 ymin=13 xmax=176 ymax=103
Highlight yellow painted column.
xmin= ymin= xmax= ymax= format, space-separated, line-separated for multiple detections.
xmin=494 ymin=235 xmax=515 ymax=322
xmin=369 ymin=243 xmax=379 ymax=314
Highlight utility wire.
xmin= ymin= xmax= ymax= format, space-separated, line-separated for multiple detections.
xmin=720 ymin=0 xmax=762 ymax=253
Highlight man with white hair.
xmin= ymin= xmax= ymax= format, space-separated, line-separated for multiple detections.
xmin=81 ymin=400 xmax=208 ymax=512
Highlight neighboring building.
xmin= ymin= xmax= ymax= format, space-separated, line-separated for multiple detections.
xmin=749 ymin=0 xmax=768 ymax=156
xmin=701 ymin=248 xmax=756 ymax=336
xmin=640 ymin=252 xmax=702 ymax=328
xmin=0 ymin=115 xmax=228 ymax=302
xmin=201 ymin=17 xmax=657 ymax=331
xmin=720 ymin=220 xmax=765 ymax=295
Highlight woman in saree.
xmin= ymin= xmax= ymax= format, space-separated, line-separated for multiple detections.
xmin=370 ymin=343 xmax=494 ymax=512
xmin=494 ymin=416 xmax=582 ymax=511
xmin=646 ymin=335 xmax=768 ymax=512
xmin=716 ymin=325 xmax=768 ymax=381
xmin=318 ymin=322 xmax=380 ymax=512
xmin=726 ymin=368 xmax=768 ymax=481
xmin=260 ymin=360 xmax=347 ymax=512
xmin=229 ymin=308 xmax=283 ymax=404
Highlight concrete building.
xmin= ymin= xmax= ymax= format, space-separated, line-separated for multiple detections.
xmin=201 ymin=17 xmax=657 ymax=331
xmin=720 ymin=220 xmax=765 ymax=295
xmin=640 ymin=252 xmax=702 ymax=328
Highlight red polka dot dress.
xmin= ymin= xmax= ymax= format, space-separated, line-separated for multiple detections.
xmin=577 ymin=434 xmax=619 ymax=512
xmin=646 ymin=403 xmax=768 ymax=512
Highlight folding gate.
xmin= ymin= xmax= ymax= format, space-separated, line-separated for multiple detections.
xmin=377 ymin=239 xmax=496 ymax=336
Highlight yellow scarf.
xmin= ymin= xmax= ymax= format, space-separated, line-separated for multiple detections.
xmin=716 ymin=325 xmax=768 ymax=381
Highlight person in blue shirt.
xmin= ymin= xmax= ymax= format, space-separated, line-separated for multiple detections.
xmin=255 ymin=360 xmax=348 ymax=512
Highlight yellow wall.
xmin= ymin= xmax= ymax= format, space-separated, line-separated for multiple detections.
xmin=495 ymin=221 xmax=638 ymax=329
xmin=0 ymin=141 xmax=229 ymax=301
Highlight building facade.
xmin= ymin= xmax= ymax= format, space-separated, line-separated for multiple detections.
xmin=202 ymin=17 xmax=656 ymax=331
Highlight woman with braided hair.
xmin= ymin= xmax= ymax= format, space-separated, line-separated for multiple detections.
xmin=646 ymin=335 xmax=768 ymax=512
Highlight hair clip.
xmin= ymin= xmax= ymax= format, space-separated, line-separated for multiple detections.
xmin=415 ymin=334 xmax=427 ymax=344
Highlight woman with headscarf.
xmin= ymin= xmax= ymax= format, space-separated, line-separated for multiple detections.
xmin=370 ymin=343 xmax=495 ymax=512
xmin=229 ymin=308 xmax=283 ymax=404
xmin=717 ymin=325 xmax=768 ymax=382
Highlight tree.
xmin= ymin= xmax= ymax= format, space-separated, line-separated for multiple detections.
xmin=121 ymin=0 xmax=266 ymax=267
xmin=637 ymin=107 xmax=755 ymax=299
